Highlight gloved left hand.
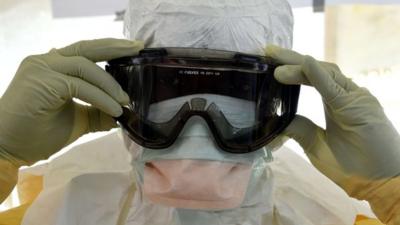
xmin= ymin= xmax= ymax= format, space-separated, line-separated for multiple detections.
xmin=265 ymin=45 xmax=400 ymax=224
xmin=0 ymin=38 xmax=144 ymax=203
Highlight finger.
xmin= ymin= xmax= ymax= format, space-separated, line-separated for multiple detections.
xmin=275 ymin=64 xmax=359 ymax=92
xmin=274 ymin=65 xmax=310 ymax=85
xmin=302 ymin=56 xmax=345 ymax=101
xmin=56 ymin=38 xmax=144 ymax=62
xmin=265 ymin=45 xmax=305 ymax=65
xmin=266 ymin=45 xmax=359 ymax=92
xmin=46 ymin=53 xmax=129 ymax=105
xmin=274 ymin=57 xmax=345 ymax=101
xmin=65 ymin=76 xmax=123 ymax=117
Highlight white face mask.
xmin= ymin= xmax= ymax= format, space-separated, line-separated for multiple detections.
xmin=142 ymin=159 xmax=253 ymax=209
xmin=123 ymin=95 xmax=275 ymax=210
xmin=122 ymin=136 xmax=275 ymax=224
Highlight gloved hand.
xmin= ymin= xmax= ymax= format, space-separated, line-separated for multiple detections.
xmin=265 ymin=45 xmax=400 ymax=224
xmin=0 ymin=38 xmax=144 ymax=202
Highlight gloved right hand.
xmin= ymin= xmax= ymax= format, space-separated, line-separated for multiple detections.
xmin=0 ymin=39 xmax=143 ymax=202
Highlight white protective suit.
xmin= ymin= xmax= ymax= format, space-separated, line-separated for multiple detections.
xmin=20 ymin=0 xmax=377 ymax=224
xmin=20 ymin=131 xmax=375 ymax=225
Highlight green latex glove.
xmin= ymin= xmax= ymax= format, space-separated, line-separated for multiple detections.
xmin=0 ymin=38 xmax=144 ymax=202
xmin=265 ymin=45 xmax=400 ymax=224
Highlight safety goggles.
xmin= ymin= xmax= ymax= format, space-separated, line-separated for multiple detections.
xmin=106 ymin=48 xmax=300 ymax=154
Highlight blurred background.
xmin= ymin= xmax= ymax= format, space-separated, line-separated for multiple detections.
xmin=1 ymin=0 xmax=400 ymax=210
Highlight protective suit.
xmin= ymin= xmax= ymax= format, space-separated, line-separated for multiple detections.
xmin=17 ymin=131 xmax=375 ymax=225
xmin=0 ymin=0 xmax=399 ymax=225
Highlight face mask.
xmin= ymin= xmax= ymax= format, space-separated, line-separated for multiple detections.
xmin=123 ymin=113 xmax=275 ymax=210
xmin=122 ymin=147 xmax=275 ymax=225
xmin=143 ymin=159 xmax=253 ymax=209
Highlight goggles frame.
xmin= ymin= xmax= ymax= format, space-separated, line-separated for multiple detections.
xmin=106 ymin=48 xmax=300 ymax=153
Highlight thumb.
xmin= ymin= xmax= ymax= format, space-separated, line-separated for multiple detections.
xmin=284 ymin=116 xmax=346 ymax=183
xmin=65 ymin=105 xmax=117 ymax=147
xmin=86 ymin=106 xmax=118 ymax=132
xmin=282 ymin=115 xmax=322 ymax=150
